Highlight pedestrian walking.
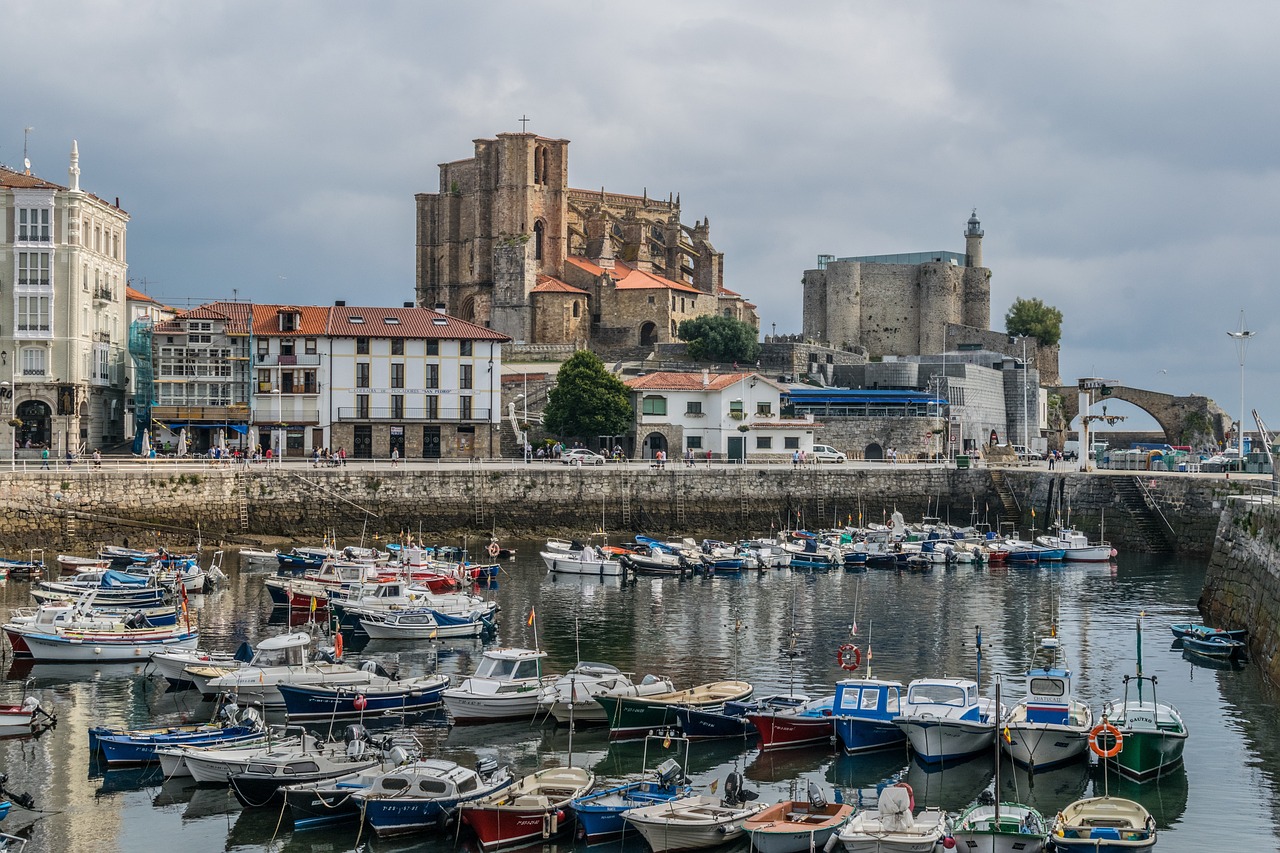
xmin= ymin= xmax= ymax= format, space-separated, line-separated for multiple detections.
xmin=40 ymin=448 xmax=49 ymax=469
xmin=391 ymin=447 xmax=400 ymax=467
xmin=93 ymin=449 xmax=102 ymax=468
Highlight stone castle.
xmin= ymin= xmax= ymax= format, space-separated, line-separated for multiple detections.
xmin=801 ymin=211 xmax=992 ymax=356
xmin=415 ymin=132 xmax=757 ymax=355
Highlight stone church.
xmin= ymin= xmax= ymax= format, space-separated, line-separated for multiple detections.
xmin=415 ymin=132 xmax=757 ymax=355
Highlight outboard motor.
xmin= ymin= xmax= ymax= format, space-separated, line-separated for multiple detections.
xmin=721 ymin=771 xmax=756 ymax=807
xmin=0 ymin=774 xmax=36 ymax=811
xmin=344 ymin=724 xmax=368 ymax=744
xmin=655 ymin=758 xmax=685 ymax=787
xmin=387 ymin=745 xmax=409 ymax=765
xmin=475 ymin=756 xmax=500 ymax=777
xmin=240 ymin=708 xmax=264 ymax=730
xmin=807 ymin=781 xmax=828 ymax=811
xmin=346 ymin=738 xmax=367 ymax=759
xmin=219 ymin=700 xmax=240 ymax=723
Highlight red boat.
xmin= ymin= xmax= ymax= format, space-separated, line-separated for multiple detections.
xmin=461 ymin=766 xmax=594 ymax=850
xmin=0 ymin=697 xmax=55 ymax=728
xmin=746 ymin=701 xmax=836 ymax=751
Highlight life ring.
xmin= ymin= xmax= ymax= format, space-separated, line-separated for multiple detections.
xmin=334 ymin=632 xmax=344 ymax=660
xmin=487 ymin=542 xmax=501 ymax=558
xmin=894 ymin=781 xmax=915 ymax=812
xmin=838 ymin=644 xmax=862 ymax=672
xmin=1088 ymin=721 xmax=1123 ymax=758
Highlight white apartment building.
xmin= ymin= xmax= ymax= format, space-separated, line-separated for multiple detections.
xmin=0 ymin=142 xmax=129 ymax=458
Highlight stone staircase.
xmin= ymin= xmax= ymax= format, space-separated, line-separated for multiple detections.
xmin=1111 ymin=476 xmax=1176 ymax=552
xmin=989 ymin=470 xmax=1021 ymax=526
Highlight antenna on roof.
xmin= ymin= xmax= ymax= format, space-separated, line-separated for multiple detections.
xmin=22 ymin=126 xmax=33 ymax=174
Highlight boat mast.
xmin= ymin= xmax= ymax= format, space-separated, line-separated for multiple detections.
xmin=1136 ymin=615 xmax=1144 ymax=703
xmin=993 ymin=675 xmax=1002 ymax=827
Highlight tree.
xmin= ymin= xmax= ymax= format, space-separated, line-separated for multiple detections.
xmin=1005 ymin=297 xmax=1063 ymax=347
xmin=677 ymin=315 xmax=761 ymax=363
xmin=542 ymin=350 xmax=633 ymax=441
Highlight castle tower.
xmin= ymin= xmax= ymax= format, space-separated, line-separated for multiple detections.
xmin=964 ymin=209 xmax=983 ymax=268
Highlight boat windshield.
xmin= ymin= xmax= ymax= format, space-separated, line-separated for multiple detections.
xmin=1029 ymin=677 xmax=1066 ymax=697
xmin=908 ymin=684 xmax=966 ymax=707
xmin=476 ymin=656 xmax=518 ymax=679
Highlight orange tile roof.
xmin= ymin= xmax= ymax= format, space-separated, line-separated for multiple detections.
xmin=252 ymin=304 xmax=331 ymax=337
xmin=564 ymin=256 xmax=606 ymax=276
xmin=625 ymin=371 xmax=754 ymax=392
xmin=326 ymin=306 xmax=511 ymax=341
xmin=158 ymin=301 xmax=254 ymax=335
xmin=0 ymin=166 xmax=63 ymax=190
xmin=563 ymin=257 xmax=703 ymax=295
xmin=531 ymin=275 xmax=589 ymax=295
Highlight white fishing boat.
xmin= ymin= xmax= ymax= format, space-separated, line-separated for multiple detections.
xmin=149 ymin=642 xmax=254 ymax=687
xmin=7 ymin=621 xmax=198 ymax=663
xmin=1034 ymin=527 xmax=1116 ymax=562
xmin=460 ymin=765 xmax=595 ymax=850
xmin=829 ymin=783 xmax=948 ymax=853
xmin=539 ymin=546 xmax=625 ymax=576
xmin=538 ymin=662 xmax=673 ymax=725
xmin=1002 ymin=634 xmax=1093 ymax=770
xmin=893 ymin=677 xmax=1001 ymax=764
xmin=622 ymin=774 xmax=766 ymax=853
xmin=236 ymin=547 xmax=280 ymax=567
xmin=1050 ymin=797 xmax=1156 ymax=851
xmin=442 ymin=647 xmax=557 ymax=723
xmin=162 ymin=729 xmax=322 ymax=783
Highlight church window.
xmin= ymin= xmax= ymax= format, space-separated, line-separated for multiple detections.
xmin=572 ymin=301 xmax=580 ymax=318
xmin=648 ymin=296 xmax=655 ymax=305
xmin=533 ymin=221 xmax=544 ymax=261
xmin=670 ymin=321 xmax=678 ymax=337
xmin=534 ymin=146 xmax=544 ymax=185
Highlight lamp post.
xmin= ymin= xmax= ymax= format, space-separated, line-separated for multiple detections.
xmin=1227 ymin=310 xmax=1255 ymax=462
xmin=1017 ymin=335 xmax=1029 ymax=452
xmin=271 ymin=388 xmax=282 ymax=464
xmin=0 ymin=380 xmax=11 ymax=471
xmin=515 ymin=393 xmax=528 ymax=463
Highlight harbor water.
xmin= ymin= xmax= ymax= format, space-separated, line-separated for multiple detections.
xmin=0 ymin=546 xmax=1277 ymax=852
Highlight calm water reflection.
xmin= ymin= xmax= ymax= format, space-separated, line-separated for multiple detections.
xmin=0 ymin=546 xmax=1276 ymax=852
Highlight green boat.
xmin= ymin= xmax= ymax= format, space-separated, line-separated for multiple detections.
xmin=594 ymin=680 xmax=752 ymax=741
xmin=1099 ymin=618 xmax=1188 ymax=783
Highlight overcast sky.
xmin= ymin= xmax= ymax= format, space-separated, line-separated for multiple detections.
xmin=7 ymin=1 xmax=1276 ymax=435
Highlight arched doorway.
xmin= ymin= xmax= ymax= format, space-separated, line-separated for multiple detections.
xmin=639 ymin=322 xmax=658 ymax=347
xmin=16 ymin=400 xmax=51 ymax=448
xmin=460 ymin=295 xmax=477 ymax=323
xmin=864 ymin=442 xmax=884 ymax=461
xmin=643 ymin=432 xmax=667 ymax=460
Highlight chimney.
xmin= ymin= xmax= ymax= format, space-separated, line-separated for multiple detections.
xmin=334 ymin=300 xmax=346 ymax=306
xmin=702 ymin=369 xmax=709 ymax=388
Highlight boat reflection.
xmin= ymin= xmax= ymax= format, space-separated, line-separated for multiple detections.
xmin=744 ymin=741 xmax=834 ymax=784
xmin=998 ymin=755 xmax=1091 ymax=817
xmin=905 ymin=753 xmax=994 ymax=812
xmin=1181 ymin=646 xmax=1247 ymax=672
xmin=1093 ymin=761 xmax=1188 ymax=828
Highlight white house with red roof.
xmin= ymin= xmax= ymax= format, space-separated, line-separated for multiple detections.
xmin=624 ymin=371 xmax=818 ymax=461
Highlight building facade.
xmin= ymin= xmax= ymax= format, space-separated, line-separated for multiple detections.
xmin=415 ymin=131 xmax=757 ymax=354
xmin=625 ymin=371 xmax=817 ymax=461
xmin=0 ymin=143 xmax=130 ymax=458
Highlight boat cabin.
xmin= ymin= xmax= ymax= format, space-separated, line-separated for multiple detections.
xmin=903 ymin=678 xmax=983 ymax=721
xmin=1023 ymin=637 xmax=1074 ymax=724
xmin=366 ymin=759 xmax=481 ymax=798
xmin=247 ymin=632 xmax=310 ymax=667
xmin=473 ymin=648 xmax=546 ymax=683
xmin=833 ymin=678 xmax=903 ymax=719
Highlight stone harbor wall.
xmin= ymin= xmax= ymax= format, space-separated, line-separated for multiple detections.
xmin=0 ymin=466 xmax=1235 ymax=556
xmin=1201 ymin=495 xmax=1280 ymax=685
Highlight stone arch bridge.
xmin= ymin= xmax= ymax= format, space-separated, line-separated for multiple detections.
xmin=1053 ymin=385 xmax=1232 ymax=447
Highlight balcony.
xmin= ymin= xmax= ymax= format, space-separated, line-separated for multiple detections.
xmin=16 ymin=278 xmax=50 ymax=287
xmin=253 ymin=404 xmax=320 ymax=424
xmin=151 ymin=404 xmax=252 ymax=423
xmin=254 ymin=353 xmax=322 ymax=366
xmin=337 ymin=407 xmax=492 ymax=422
xmin=16 ymin=231 xmax=51 ymax=244
xmin=93 ymin=287 xmax=115 ymax=304
xmin=93 ymin=331 xmax=112 ymax=343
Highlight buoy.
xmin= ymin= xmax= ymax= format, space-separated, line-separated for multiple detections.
xmin=353 ymin=694 xmax=368 ymax=711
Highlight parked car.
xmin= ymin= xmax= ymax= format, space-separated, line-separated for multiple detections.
xmin=561 ymin=448 xmax=606 ymax=466
xmin=1009 ymin=444 xmax=1044 ymax=461
xmin=810 ymin=444 xmax=847 ymax=463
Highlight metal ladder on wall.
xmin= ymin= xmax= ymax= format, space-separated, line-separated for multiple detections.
xmin=237 ymin=471 xmax=250 ymax=530
xmin=472 ymin=469 xmax=485 ymax=526
xmin=739 ymin=468 xmax=749 ymax=524
xmin=813 ymin=469 xmax=826 ymax=527
xmin=620 ymin=470 xmax=631 ymax=528
xmin=674 ymin=469 xmax=686 ymax=527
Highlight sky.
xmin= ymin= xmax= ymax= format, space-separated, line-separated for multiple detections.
xmin=6 ymin=1 xmax=1277 ymax=434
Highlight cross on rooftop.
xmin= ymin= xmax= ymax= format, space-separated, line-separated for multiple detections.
xmin=519 ymin=114 xmax=531 ymax=132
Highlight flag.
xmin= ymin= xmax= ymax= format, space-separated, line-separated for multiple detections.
xmin=663 ymin=735 xmax=671 ymax=748
xmin=709 ymin=779 xmax=718 ymax=793
xmin=527 ymin=607 xmax=536 ymax=626
xmin=1031 ymin=508 xmax=1036 ymax=518
xmin=850 ymin=621 xmax=858 ymax=637
xmin=429 ymin=628 xmax=438 ymax=640
xmin=310 ymin=596 xmax=317 ymax=613
xmin=1002 ymin=726 xmax=1012 ymax=744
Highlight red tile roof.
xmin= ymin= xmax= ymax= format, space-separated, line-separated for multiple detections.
xmin=253 ymin=304 xmax=330 ymax=337
xmin=325 ymin=306 xmax=511 ymax=341
xmin=564 ymin=257 xmax=703 ymax=295
xmin=531 ymin=275 xmax=589 ymax=295
xmin=157 ymin=301 xmax=254 ymax=335
xmin=625 ymin=371 xmax=787 ymax=393
xmin=564 ymin=256 xmax=607 ymax=277
xmin=0 ymin=166 xmax=63 ymax=191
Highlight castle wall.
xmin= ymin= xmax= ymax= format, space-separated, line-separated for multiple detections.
xmin=531 ymin=292 xmax=589 ymax=346
xmin=858 ymin=264 xmax=922 ymax=356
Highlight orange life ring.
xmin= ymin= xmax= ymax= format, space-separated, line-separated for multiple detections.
xmin=1088 ymin=721 xmax=1123 ymax=758
xmin=894 ymin=781 xmax=915 ymax=812
xmin=334 ymin=632 xmax=344 ymax=660
xmin=487 ymin=542 xmax=501 ymax=558
xmin=838 ymin=644 xmax=862 ymax=671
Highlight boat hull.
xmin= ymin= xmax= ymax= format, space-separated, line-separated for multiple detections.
xmin=623 ymin=796 xmax=765 ymax=853
xmin=1104 ymin=729 xmax=1187 ymax=782
xmin=278 ymin=677 xmax=447 ymax=721
xmin=744 ymin=801 xmax=855 ymax=853
xmin=442 ymin=688 xmax=546 ymax=724
xmin=896 ymin=718 xmax=993 ymax=764
xmin=747 ymin=712 xmax=834 ymax=751
xmin=834 ymin=718 xmax=906 ymax=754
xmin=16 ymin=630 xmax=199 ymax=663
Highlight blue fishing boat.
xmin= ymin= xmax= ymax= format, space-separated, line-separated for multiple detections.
xmin=276 ymin=551 xmax=326 ymax=574
xmin=572 ymin=757 xmax=692 ymax=842
xmin=92 ymin=706 xmax=264 ymax=764
xmin=1181 ymin=633 xmax=1245 ymax=660
xmin=354 ymin=757 xmax=516 ymax=837
xmin=1169 ymin=623 xmax=1246 ymax=641
xmin=832 ymin=677 xmax=907 ymax=753
xmin=277 ymin=673 xmax=450 ymax=721
xmin=674 ymin=694 xmax=805 ymax=740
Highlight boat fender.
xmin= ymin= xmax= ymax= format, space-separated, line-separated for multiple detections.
xmin=1088 ymin=721 xmax=1122 ymax=758
xmin=353 ymin=694 xmax=367 ymax=711
xmin=823 ymin=835 xmax=839 ymax=853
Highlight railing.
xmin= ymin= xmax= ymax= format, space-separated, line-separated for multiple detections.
xmin=336 ymin=407 xmax=493 ymax=421
xmin=16 ymin=231 xmax=51 ymax=243
xmin=151 ymin=405 xmax=252 ymax=422
xmin=254 ymin=354 xmax=321 ymax=366
xmin=93 ymin=288 xmax=115 ymax=302
xmin=16 ymin=278 xmax=50 ymax=287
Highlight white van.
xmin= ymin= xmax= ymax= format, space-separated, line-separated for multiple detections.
xmin=811 ymin=444 xmax=847 ymax=463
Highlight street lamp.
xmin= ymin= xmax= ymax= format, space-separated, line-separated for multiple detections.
xmin=515 ymin=393 xmax=529 ymax=462
xmin=0 ymin=380 xmax=11 ymax=471
xmin=1227 ymin=310 xmax=1255 ymax=461
xmin=271 ymin=388 xmax=282 ymax=463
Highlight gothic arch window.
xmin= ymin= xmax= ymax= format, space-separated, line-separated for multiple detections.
xmin=460 ymin=295 xmax=477 ymax=323
xmin=534 ymin=145 xmax=549 ymax=185
xmin=533 ymin=221 xmax=544 ymax=261
xmin=572 ymin=300 xmax=580 ymax=318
